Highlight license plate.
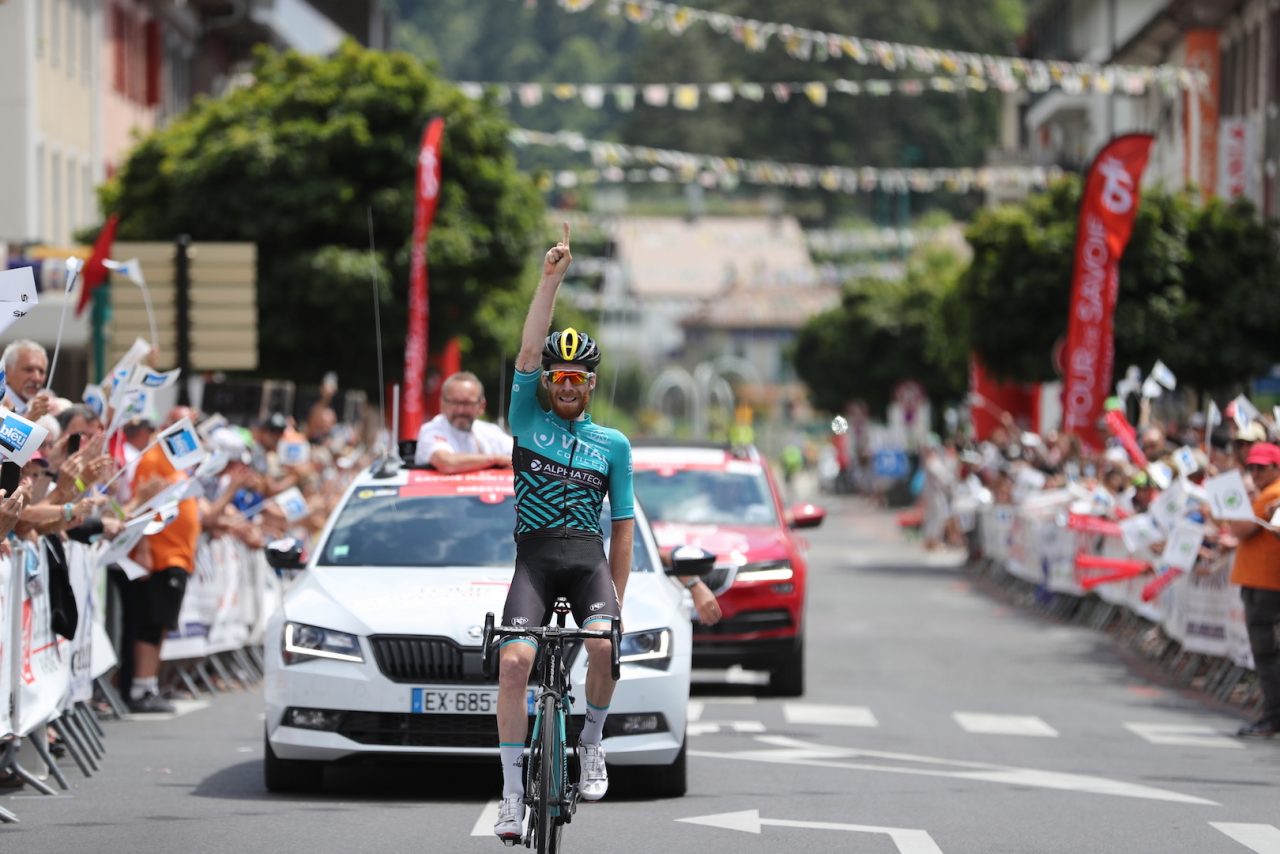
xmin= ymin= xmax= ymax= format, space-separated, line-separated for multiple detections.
xmin=409 ymin=687 xmax=538 ymax=714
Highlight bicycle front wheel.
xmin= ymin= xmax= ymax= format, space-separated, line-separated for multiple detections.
xmin=536 ymin=693 xmax=566 ymax=854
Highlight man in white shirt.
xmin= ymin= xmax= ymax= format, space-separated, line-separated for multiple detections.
xmin=413 ymin=371 xmax=512 ymax=472
xmin=1 ymin=339 xmax=54 ymax=420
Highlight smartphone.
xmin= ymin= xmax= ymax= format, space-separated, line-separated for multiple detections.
xmin=67 ymin=433 xmax=82 ymax=455
xmin=0 ymin=461 xmax=21 ymax=498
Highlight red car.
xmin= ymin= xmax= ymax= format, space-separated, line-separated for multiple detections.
xmin=630 ymin=442 xmax=825 ymax=696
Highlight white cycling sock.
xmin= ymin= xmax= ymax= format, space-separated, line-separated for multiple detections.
xmin=500 ymin=744 xmax=525 ymax=797
xmin=580 ymin=703 xmax=608 ymax=745
xmin=130 ymin=677 xmax=159 ymax=701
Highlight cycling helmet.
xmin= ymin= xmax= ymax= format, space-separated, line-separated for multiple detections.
xmin=541 ymin=327 xmax=601 ymax=371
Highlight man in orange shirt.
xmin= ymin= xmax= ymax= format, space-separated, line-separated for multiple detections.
xmin=128 ymin=408 xmax=202 ymax=714
xmin=1226 ymin=442 xmax=1280 ymax=737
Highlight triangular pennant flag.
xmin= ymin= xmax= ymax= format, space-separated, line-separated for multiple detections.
xmin=1150 ymin=359 xmax=1177 ymax=390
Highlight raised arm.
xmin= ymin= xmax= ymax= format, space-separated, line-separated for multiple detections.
xmin=515 ymin=222 xmax=573 ymax=373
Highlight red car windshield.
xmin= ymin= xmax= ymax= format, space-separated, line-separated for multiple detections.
xmin=633 ymin=468 xmax=777 ymax=527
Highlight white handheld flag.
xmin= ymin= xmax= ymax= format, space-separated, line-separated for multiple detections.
xmin=0 ymin=266 xmax=39 ymax=337
xmin=159 ymin=417 xmax=205 ymax=470
xmin=1150 ymin=360 xmax=1177 ymax=391
xmin=1231 ymin=394 xmax=1261 ymax=430
xmin=1150 ymin=480 xmax=1186 ymax=532
xmin=82 ymin=383 xmax=107 ymax=419
xmin=1147 ymin=460 xmax=1174 ymax=491
xmin=274 ymin=486 xmax=310 ymax=522
xmin=130 ymin=365 xmax=181 ymax=391
xmin=1204 ymin=469 xmax=1254 ymax=521
xmin=1206 ymin=399 xmax=1221 ymax=434
xmin=278 ymin=440 xmax=311 ymax=467
xmin=1141 ymin=376 xmax=1164 ymax=399
xmin=0 ymin=407 xmax=49 ymax=465
xmin=1171 ymin=446 xmax=1200 ymax=478
xmin=1160 ymin=519 xmax=1205 ymax=572
xmin=1118 ymin=513 xmax=1164 ymax=554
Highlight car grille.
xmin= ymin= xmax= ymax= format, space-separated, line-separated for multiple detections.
xmin=369 ymin=636 xmax=484 ymax=684
xmin=339 ymin=712 xmax=586 ymax=748
xmin=693 ymin=609 xmax=792 ymax=635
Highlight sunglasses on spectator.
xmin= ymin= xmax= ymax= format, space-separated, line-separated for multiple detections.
xmin=543 ymin=370 xmax=593 ymax=386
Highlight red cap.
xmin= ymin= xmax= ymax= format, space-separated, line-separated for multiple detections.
xmin=1245 ymin=443 xmax=1280 ymax=466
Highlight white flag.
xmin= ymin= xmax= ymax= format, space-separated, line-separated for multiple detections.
xmin=1160 ymin=519 xmax=1205 ymax=572
xmin=1118 ymin=513 xmax=1164 ymax=554
xmin=1150 ymin=360 xmax=1177 ymax=390
xmin=158 ymin=417 xmax=206 ymax=470
xmin=0 ymin=407 xmax=48 ymax=465
xmin=1204 ymin=469 xmax=1254 ymax=521
xmin=1172 ymin=446 xmax=1200 ymax=478
xmin=1206 ymin=399 xmax=1221 ymax=434
xmin=0 ymin=266 xmax=39 ymax=337
xmin=1141 ymin=376 xmax=1164 ymax=399
xmin=1231 ymin=394 xmax=1260 ymax=430
xmin=274 ymin=486 xmax=310 ymax=522
xmin=1147 ymin=460 xmax=1174 ymax=491
xmin=1150 ymin=480 xmax=1186 ymax=532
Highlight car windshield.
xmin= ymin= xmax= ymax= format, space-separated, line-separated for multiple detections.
xmin=317 ymin=489 xmax=654 ymax=570
xmin=633 ymin=468 xmax=778 ymax=526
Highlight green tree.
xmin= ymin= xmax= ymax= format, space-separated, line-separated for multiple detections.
xmin=793 ymin=236 xmax=969 ymax=415
xmin=960 ymin=178 xmax=1280 ymax=391
xmin=100 ymin=41 xmax=544 ymax=393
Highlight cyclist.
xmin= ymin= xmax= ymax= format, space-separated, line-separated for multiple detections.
xmin=494 ymin=223 xmax=634 ymax=841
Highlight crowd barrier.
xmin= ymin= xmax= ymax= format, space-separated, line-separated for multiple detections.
xmin=972 ymin=498 xmax=1261 ymax=712
xmin=1 ymin=533 xmax=280 ymax=823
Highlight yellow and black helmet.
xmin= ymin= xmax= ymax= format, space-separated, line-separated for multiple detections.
xmin=542 ymin=327 xmax=601 ymax=370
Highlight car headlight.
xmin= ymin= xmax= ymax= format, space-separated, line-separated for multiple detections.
xmin=282 ymin=622 xmax=364 ymax=665
xmin=735 ymin=559 xmax=793 ymax=582
xmin=618 ymin=628 xmax=672 ymax=669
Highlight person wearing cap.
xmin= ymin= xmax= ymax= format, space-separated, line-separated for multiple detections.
xmin=123 ymin=408 xmax=203 ymax=714
xmin=413 ymin=371 xmax=512 ymax=473
xmin=1233 ymin=421 xmax=1268 ymax=469
xmin=1223 ymin=441 xmax=1280 ymax=737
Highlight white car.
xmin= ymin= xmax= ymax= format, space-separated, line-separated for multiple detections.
xmin=262 ymin=457 xmax=701 ymax=797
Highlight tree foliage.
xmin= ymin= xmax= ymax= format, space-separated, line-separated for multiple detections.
xmin=961 ymin=177 xmax=1280 ymax=392
xmin=100 ymin=41 xmax=544 ymax=392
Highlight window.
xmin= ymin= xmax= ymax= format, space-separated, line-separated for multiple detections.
xmin=51 ymin=151 xmax=62 ymax=244
xmin=51 ymin=0 xmax=60 ymax=68
xmin=34 ymin=143 xmax=45 ymax=241
xmin=67 ymin=157 xmax=77 ymax=234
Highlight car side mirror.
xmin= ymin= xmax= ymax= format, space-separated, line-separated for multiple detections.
xmin=265 ymin=537 xmax=306 ymax=570
xmin=788 ymin=502 xmax=826 ymax=530
xmin=665 ymin=545 xmax=717 ymax=577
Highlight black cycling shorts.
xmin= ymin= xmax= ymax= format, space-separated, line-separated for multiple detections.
xmin=502 ymin=535 xmax=620 ymax=637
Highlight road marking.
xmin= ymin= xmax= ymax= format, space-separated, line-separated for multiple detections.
xmin=690 ymin=721 xmax=767 ymax=736
xmin=687 ymin=701 xmax=705 ymax=722
xmin=692 ymin=735 xmax=1217 ymax=805
xmin=125 ymin=699 xmax=211 ymax=721
xmin=783 ymin=703 xmax=878 ymax=728
xmin=678 ymin=809 xmax=943 ymax=854
xmin=953 ymin=712 xmax=1058 ymax=737
xmin=1124 ymin=722 xmax=1244 ymax=749
xmin=471 ymin=800 xmax=502 ymax=837
xmin=1210 ymin=823 xmax=1280 ymax=853
xmin=691 ymin=666 xmax=770 ymax=686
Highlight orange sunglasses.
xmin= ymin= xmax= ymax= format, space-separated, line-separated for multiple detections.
xmin=543 ymin=370 xmax=594 ymax=386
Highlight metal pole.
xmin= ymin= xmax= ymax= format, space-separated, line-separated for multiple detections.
xmin=175 ymin=235 xmax=193 ymax=405
xmin=91 ymin=282 xmax=110 ymax=383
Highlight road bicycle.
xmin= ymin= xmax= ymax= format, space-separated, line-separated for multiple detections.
xmin=483 ymin=599 xmax=620 ymax=853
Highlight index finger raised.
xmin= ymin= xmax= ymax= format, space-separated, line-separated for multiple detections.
xmin=562 ymin=220 xmax=571 ymax=248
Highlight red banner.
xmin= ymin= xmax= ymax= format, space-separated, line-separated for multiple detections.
xmin=76 ymin=213 xmax=120 ymax=316
xmin=1066 ymin=513 xmax=1122 ymax=538
xmin=1061 ymin=134 xmax=1154 ymax=449
xmin=402 ymin=117 xmax=446 ymax=440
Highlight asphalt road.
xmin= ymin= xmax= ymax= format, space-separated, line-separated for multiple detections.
xmin=4 ymin=493 xmax=1279 ymax=854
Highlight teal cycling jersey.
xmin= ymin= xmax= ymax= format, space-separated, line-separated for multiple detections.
xmin=508 ymin=368 xmax=634 ymax=538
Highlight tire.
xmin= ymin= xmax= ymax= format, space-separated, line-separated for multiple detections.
xmin=619 ymin=732 xmax=688 ymax=798
xmin=534 ymin=694 xmax=562 ymax=854
xmin=263 ymin=732 xmax=324 ymax=793
xmin=768 ymin=638 xmax=805 ymax=697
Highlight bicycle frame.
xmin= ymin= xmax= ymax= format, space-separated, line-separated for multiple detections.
xmin=483 ymin=602 xmax=621 ymax=853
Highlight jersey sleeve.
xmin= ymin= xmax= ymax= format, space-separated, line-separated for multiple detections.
xmin=414 ymin=420 xmax=448 ymax=465
xmin=607 ymin=432 xmax=635 ymax=521
xmin=508 ymin=368 xmax=543 ymax=437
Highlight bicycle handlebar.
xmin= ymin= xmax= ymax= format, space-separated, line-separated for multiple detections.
xmin=482 ymin=611 xmax=623 ymax=680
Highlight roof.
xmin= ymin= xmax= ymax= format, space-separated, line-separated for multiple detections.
xmin=614 ymin=216 xmax=816 ymax=299
xmin=682 ymin=283 xmax=841 ymax=331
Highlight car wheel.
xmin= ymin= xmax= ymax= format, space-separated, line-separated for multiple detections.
xmin=617 ymin=732 xmax=687 ymax=798
xmin=263 ymin=732 xmax=324 ymax=793
xmin=768 ymin=638 xmax=804 ymax=697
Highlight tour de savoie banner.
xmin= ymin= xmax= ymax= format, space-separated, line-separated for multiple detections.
xmin=1061 ymin=133 xmax=1154 ymax=450
xmin=402 ymin=117 xmax=446 ymax=440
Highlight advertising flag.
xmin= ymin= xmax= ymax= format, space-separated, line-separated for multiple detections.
xmin=76 ymin=214 xmax=120 ymax=316
xmin=1061 ymin=134 xmax=1154 ymax=449
xmin=402 ymin=117 xmax=446 ymax=440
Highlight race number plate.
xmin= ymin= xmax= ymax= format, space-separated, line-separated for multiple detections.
xmin=410 ymin=687 xmax=537 ymax=714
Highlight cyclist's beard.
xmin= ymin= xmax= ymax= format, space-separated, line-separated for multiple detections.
xmin=549 ymin=386 xmax=590 ymax=421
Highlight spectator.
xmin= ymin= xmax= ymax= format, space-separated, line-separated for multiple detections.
xmin=1233 ymin=421 xmax=1267 ymax=470
xmin=1 ymin=339 xmax=54 ymax=420
xmin=1223 ymin=442 xmax=1280 ymax=737
xmin=413 ymin=371 xmax=513 ymax=472
xmin=125 ymin=408 xmax=202 ymax=714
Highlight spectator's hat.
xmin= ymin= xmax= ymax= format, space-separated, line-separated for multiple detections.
xmin=1236 ymin=421 xmax=1267 ymax=443
xmin=1245 ymin=443 xmax=1280 ymax=466
xmin=259 ymin=412 xmax=288 ymax=433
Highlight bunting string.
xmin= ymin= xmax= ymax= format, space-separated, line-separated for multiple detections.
xmin=458 ymin=71 xmax=1128 ymax=110
xmin=545 ymin=0 xmax=1204 ymax=95
xmin=511 ymin=128 xmax=1063 ymax=195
